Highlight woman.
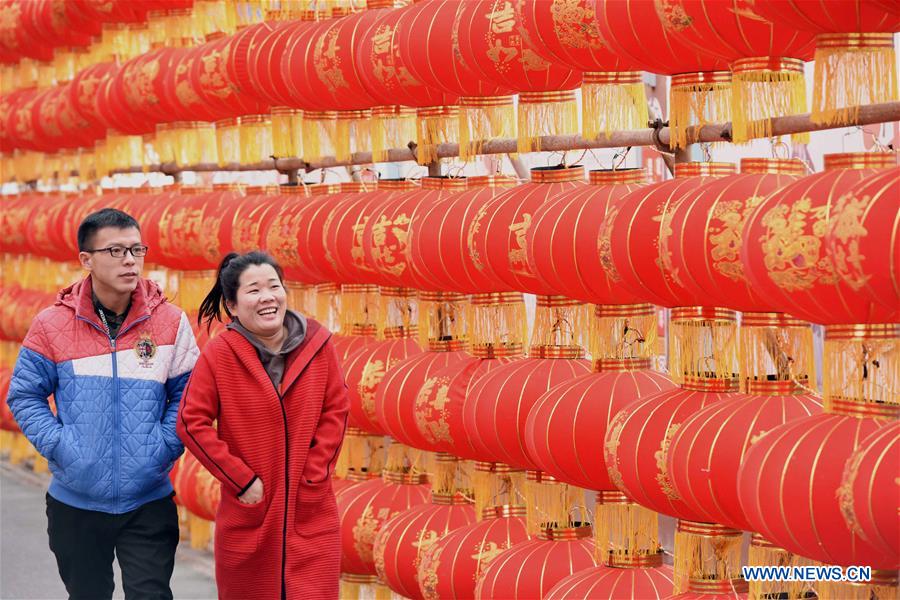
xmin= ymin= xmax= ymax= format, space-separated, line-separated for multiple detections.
xmin=177 ymin=251 xmax=349 ymax=600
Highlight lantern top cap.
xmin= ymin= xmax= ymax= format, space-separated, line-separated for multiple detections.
xmin=674 ymin=162 xmax=736 ymax=178
xmin=535 ymin=525 xmax=592 ymax=541
xmin=740 ymin=158 xmax=806 ymax=176
xmin=589 ymin=167 xmax=646 ymax=185
xmin=421 ymin=176 xmax=469 ymax=191
xmin=482 ymin=504 xmax=527 ymax=519
xmin=824 ymin=152 xmax=897 ymax=171
xmin=530 ymin=165 xmax=584 ymax=183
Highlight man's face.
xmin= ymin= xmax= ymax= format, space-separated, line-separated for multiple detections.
xmin=78 ymin=227 xmax=144 ymax=297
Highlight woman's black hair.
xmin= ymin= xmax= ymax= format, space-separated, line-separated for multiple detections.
xmin=197 ymin=251 xmax=285 ymax=331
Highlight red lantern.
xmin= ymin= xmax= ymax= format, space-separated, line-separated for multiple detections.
xmin=117 ymin=47 xmax=181 ymax=132
xmin=465 ymin=347 xmax=591 ymax=469
xmin=396 ymin=0 xmax=515 ymax=159
xmin=737 ymin=404 xmax=897 ymax=568
xmin=414 ymin=347 xmax=521 ymax=459
xmin=417 ymin=505 xmax=529 ymax=600
xmin=475 ymin=527 xmax=598 ymax=599
xmin=827 ymin=166 xmax=900 ymax=323
xmin=324 ymin=179 xmax=415 ymax=285
xmin=363 ymin=177 xmax=469 ymax=290
xmin=263 ymin=185 xmax=322 ymax=284
xmin=667 ymin=579 xmax=748 ymax=599
xmin=525 ymin=361 xmax=677 ymax=491
xmin=218 ymin=185 xmax=281 ymax=255
xmin=375 ymin=339 xmax=470 ymax=450
xmin=604 ymin=385 xmax=736 ymax=521
xmin=470 ymin=165 xmax=586 ymax=295
xmin=373 ymin=493 xmax=477 ymax=600
xmin=344 ymin=330 xmax=423 ymax=435
xmin=336 ymin=472 xmax=431 ymax=578
xmin=527 ymin=168 xmax=647 ymax=304
xmin=749 ymin=0 xmax=900 ymax=125
xmin=245 ymin=19 xmax=309 ymax=107
xmin=546 ymin=562 xmax=675 ymax=600
xmin=409 ymin=175 xmax=517 ymax=294
xmin=607 ymin=162 xmax=737 ymax=308
xmin=455 ymin=0 xmax=583 ymax=152
xmin=189 ymin=32 xmax=269 ymax=121
xmin=839 ymin=420 xmax=900 ymax=562
xmin=69 ymin=61 xmax=119 ymax=138
xmin=158 ymin=185 xmax=242 ymax=271
xmin=666 ymin=384 xmax=823 ymax=531
xmin=284 ymin=182 xmax=351 ymax=284
xmin=742 ymin=152 xmax=897 ymax=324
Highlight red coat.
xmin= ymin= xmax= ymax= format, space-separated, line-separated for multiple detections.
xmin=177 ymin=319 xmax=349 ymax=600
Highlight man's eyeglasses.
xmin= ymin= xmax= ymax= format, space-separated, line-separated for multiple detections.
xmin=84 ymin=245 xmax=149 ymax=258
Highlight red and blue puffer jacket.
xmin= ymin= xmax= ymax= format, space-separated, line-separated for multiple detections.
xmin=7 ymin=276 xmax=199 ymax=514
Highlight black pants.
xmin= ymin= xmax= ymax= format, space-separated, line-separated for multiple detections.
xmin=46 ymin=493 xmax=179 ymax=600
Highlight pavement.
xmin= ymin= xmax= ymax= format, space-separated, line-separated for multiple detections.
xmin=1 ymin=460 xmax=218 ymax=600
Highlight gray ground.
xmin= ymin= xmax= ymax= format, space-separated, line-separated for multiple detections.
xmin=0 ymin=461 xmax=218 ymax=600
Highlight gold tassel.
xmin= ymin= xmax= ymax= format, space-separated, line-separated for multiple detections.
xmin=747 ymin=535 xmax=816 ymax=600
xmin=458 ymin=96 xmax=516 ymax=161
xmin=517 ymin=90 xmax=579 ymax=154
xmin=731 ymin=58 xmax=808 ymax=144
xmin=823 ymin=325 xmax=900 ymax=409
xmin=238 ymin=115 xmax=273 ymax=165
xmin=740 ymin=313 xmax=815 ymax=388
xmin=669 ymin=71 xmax=732 ymax=149
xmin=669 ymin=307 xmax=739 ymax=385
xmin=524 ymin=472 xmax=588 ymax=535
xmin=271 ymin=107 xmax=302 ymax=158
xmin=285 ymin=281 xmax=315 ymax=318
xmin=472 ymin=464 xmax=526 ymax=520
xmin=215 ymin=118 xmax=241 ymax=166
xmin=178 ymin=271 xmax=217 ymax=314
xmin=811 ymin=33 xmax=898 ymax=126
xmin=339 ymin=285 xmax=381 ymax=335
xmin=595 ymin=492 xmax=660 ymax=565
xmin=582 ymin=71 xmax=648 ymax=140
xmin=340 ymin=579 xmax=361 ymax=600
xmin=591 ymin=304 xmax=657 ymax=362
xmin=301 ymin=111 xmax=336 ymax=163
xmin=673 ymin=520 xmax=743 ymax=595
xmin=371 ymin=106 xmax=416 ymax=164
xmin=531 ymin=296 xmax=591 ymax=351
xmin=334 ymin=110 xmax=371 ymax=163
xmin=468 ymin=293 xmax=527 ymax=351
xmin=817 ymin=571 xmax=898 ymax=600
xmin=374 ymin=583 xmax=393 ymax=600
xmin=416 ymin=106 xmax=459 ymax=165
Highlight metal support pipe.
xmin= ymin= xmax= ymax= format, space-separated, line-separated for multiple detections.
xmin=102 ymin=101 xmax=899 ymax=176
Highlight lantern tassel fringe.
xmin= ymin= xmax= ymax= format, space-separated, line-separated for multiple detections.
xmin=582 ymin=81 xmax=648 ymax=141
xmin=748 ymin=541 xmax=816 ymax=600
xmin=672 ymin=524 xmax=743 ymax=595
xmin=732 ymin=69 xmax=808 ymax=145
xmin=595 ymin=500 xmax=660 ymax=564
xmin=372 ymin=112 xmax=416 ymax=164
xmin=812 ymin=45 xmax=898 ymax=127
xmin=459 ymin=102 xmax=516 ymax=161
xmin=517 ymin=97 xmax=579 ymax=154
xmin=669 ymin=79 xmax=732 ymax=149
xmin=416 ymin=111 xmax=458 ymax=165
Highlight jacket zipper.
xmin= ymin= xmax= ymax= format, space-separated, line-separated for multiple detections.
xmin=271 ymin=381 xmax=289 ymax=600
xmin=77 ymin=314 xmax=150 ymax=512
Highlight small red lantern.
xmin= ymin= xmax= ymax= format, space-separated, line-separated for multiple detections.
xmin=374 ymin=492 xmax=477 ymax=600
xmin=527 ymin=168 xmax=647 ymax=304
xmin=742 ymin=152 xmax=897 ymax=325
xmin=666 ymin=383 xmax=823 ymax=531
xmin=375 ymin=339 xmax=470 ymax=451
xmin=839 ymin=420 xmax=900 ymax=562
xmin=417 ymin=504 xmax=529 ymax=600
xmin=470 ymin=165 xmax=586 ymax=296
xmin=525 ymin=361 xmax=677 ymax=491
xmin=218 ymin=185 xmax=281 ymax=255
xmin=607 ymin=162 xmax=737 ymax=308
xmin=475 ymin=526 xmax=598 ymax=599
xmin=546 ymin=562 xmax=675 ymax=600
xmin=465 ymin=346 xmax=591 ymax=469
xmin=827 ymin=166 xmax=900 ymax=323
xmin=336 ymin=472 xmax=431 ymax=579
xmin=409 ymin=175 xmax=517 ymax=294
xmin=737 ymin=403 xmax=897 ymax=569
xmin=344 ymin=329 xmax=423 ymax=435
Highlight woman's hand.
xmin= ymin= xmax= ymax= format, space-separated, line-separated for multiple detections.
xmin=238 ymin=477 xmax=264 ymax=504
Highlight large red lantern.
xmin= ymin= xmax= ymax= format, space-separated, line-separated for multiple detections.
xmin=414 ymin=346 xmax=522 ymax=459
xmin=546 ymin=561 xmax=675 ymax=600
xmin=375 ymin=337 xmax=470 ymax=450
xmin=69 ymin=61 xmax=118 ymax=139
xmin=218 ymin=185 xmax=281 ymax=255
xmin=737 ymin=403 xmax=897 ymax=568
xmin=336 ymin=472 xmax=431 ymax=580
xmin=651 ymin=0 xmax=815 ymax=142
xmin=189 ymin=32 xmax=269 ymax=121
xmin=592 ymin=0 xmax=731 ymax=147
xmin=742 ymin=152 xmax=897 ymax=325
xmin=475 ymin=526 xmax=598 ymax=599
xmin=409 ymin=175 xmax=517 ymax=294
xmin=527 ymin=168 xmax=647 ymax=305
xmin=344 ymin=329 xmax=423 ymax=435
xmin=246 ymin=19 xmax=308 ymax=108
xmin=373 ymin=492 xmax=477 ymax=600
xmin=397 ymin=0 xmax=515 ymax=159
xmin=417 ymin=505 xmax=529 ymax=600
xmin=363 ymin=177 xmax=469 ymax=290
xmin=525 ymin=362 xmax=677 ymax=491
xmin=464 ymin=346 xmax=591 ymax=469
xmin=749 ymin=0 xmax=900 ymax=126
xmin=827 ymin=166 xmax=900 ymax=322
xmin=839 ymin=420 xmax=900 ymax=562
xmin=470 ymin=165 xmax=586 ymax=296
xmin=666 ymin=383 xmax=823 ymax=531
xmin=607 ymin=162 xmax=737 ymax=309
xmin=455 ymin=0 xmax=583 ymax=152
xmin=263 ymin=185 xmax=323 ymax=284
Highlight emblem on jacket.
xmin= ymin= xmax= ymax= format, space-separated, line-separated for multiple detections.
xmin=135 ymin=332 xmax=157 ymax=368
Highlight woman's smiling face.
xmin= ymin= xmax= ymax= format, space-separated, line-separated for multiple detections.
xmin=226 ymin=263 xmax=287 ymax=337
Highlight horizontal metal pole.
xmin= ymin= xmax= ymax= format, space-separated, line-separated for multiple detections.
xmin=104 ymin=101 xmax=900 ymax=176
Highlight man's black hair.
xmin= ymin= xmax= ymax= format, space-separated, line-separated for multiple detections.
xmin=77 ymin=208 xmax=141 ymax=252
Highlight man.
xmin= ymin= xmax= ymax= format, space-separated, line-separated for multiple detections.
xmin=8 ymin=208 xmax=199 ymax=600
